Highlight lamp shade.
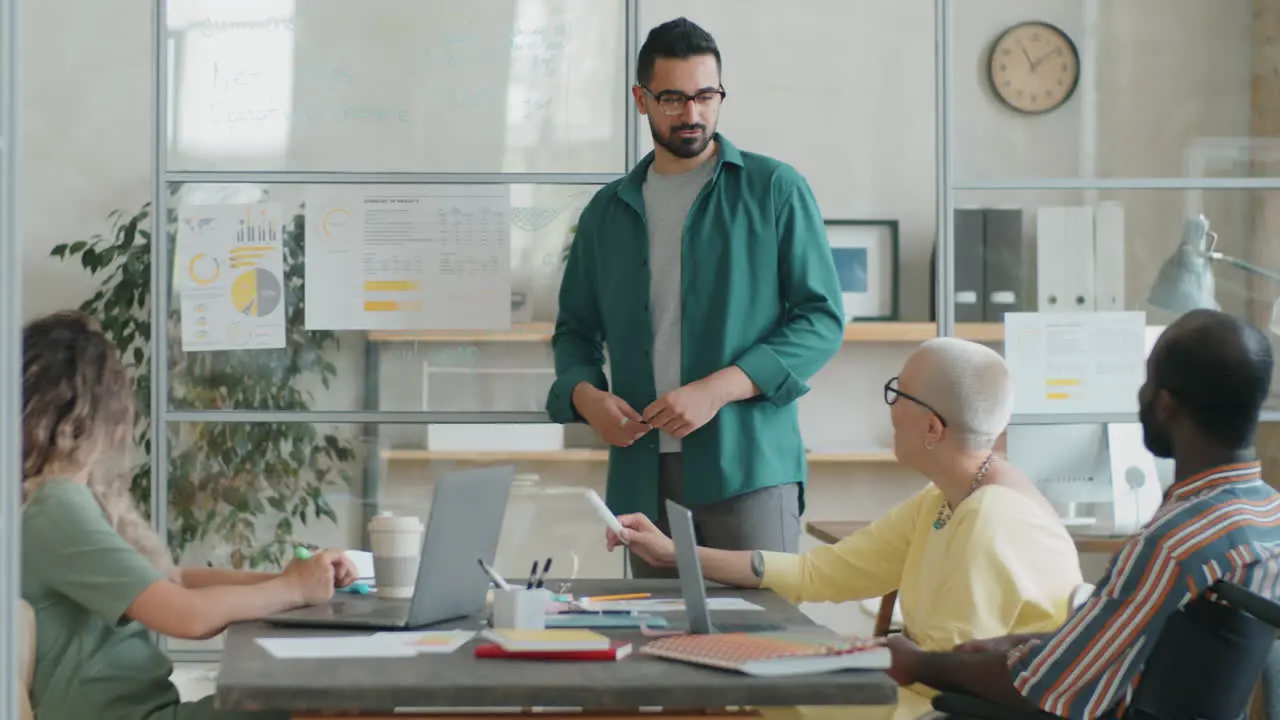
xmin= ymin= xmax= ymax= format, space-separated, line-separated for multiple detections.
xmin=1147 ymin=214 xmax=1221 ymax=314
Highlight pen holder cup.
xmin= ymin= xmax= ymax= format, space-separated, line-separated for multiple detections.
xmin=492 ymin=588 xmax=551 ymax=630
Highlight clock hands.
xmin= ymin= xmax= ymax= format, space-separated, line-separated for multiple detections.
xmin=1030 ymin=48 xmax=1059 ymax=70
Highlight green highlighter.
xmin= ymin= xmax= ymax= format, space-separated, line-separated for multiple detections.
xmin=294 ymin=546 xmax=372 ymax=595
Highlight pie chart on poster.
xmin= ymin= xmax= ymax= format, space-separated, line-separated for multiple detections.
xmin=230 ymin=268 xmax=282 ymax=317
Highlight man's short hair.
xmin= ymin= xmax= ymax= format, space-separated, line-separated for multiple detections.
xmin=913 ymin=337 xmax=1014 ymax=452
xmin=1153 ymin=309 xmax=1273 ymax=449
xmin=637 ymin=17 xmax=721 ymax=87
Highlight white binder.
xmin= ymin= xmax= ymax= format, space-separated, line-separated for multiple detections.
xmin=1036 ymin=205 xmax=1097 ymax=312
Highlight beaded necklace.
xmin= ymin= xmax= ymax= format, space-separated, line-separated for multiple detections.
xmin=933 ymin=453 xmax=996 ymax=530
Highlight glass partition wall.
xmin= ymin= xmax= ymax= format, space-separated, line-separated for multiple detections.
xmin=1 ymin=0 xmax=20 ymax=714
xmin=154 ymin=0 xmax=636 ymax=658
xmin=138 ymin=0 xmax=1280 ymax=662
xmin=944 ymin=0 xmax=1280 ymax=423
xmin=943 ymin=0 xmax=1280 ymax=546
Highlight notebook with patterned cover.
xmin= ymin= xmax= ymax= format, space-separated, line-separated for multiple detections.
xmin=639 ymin=632 xmax=890 ymax=677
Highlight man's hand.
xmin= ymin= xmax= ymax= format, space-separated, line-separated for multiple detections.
xmin=642 ymin=379 xmax=726 ymax=439
xmin=573 ymin=383 xmax=652 ymax=447
xmin=607 ymin=513 xmax=677 ymax=567
xmin=953 ymin=634 xmax=1043 ymax=656
xmin=885 ymin=634 xmax=923 ymax=687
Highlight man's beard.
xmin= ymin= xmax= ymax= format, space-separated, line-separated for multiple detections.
xmin=650 ymin=119 xmax=713 ymax=159
xmin=1139 ymin=400 xmax=1174 ymax=458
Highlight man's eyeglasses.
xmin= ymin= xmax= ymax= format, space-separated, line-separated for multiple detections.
xmin=642 ymin=86 xmax=726 ymax=115
xmin=884 ymin=376 xmax=948 ymax=427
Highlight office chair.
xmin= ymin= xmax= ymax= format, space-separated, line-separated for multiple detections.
xmin=930 ymin=581 xmax=1280 ymax=720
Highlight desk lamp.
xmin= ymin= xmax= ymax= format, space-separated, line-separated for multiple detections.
xmin=1147 ymin=214 xmax=1280 ymax=334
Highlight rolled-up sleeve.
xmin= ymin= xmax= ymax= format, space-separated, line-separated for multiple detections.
xmin=732 ymin=169 xmax=844 ymax=407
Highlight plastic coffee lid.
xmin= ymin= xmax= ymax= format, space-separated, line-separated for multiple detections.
xmin=368 ymin=512 xmax=424 ymax=531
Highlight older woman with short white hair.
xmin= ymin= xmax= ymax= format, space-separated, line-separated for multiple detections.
xmin=609 ymin=337 xmax=1084 ymax=719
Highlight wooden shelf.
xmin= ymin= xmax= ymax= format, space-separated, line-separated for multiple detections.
xmin=381 ymin=448 xmax=899 ymax=464
xmin=368 ymin=322 xmax=1003 ymax=344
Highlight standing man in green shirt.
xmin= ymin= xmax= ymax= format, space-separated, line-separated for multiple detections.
xmin=546 ymin=17 xmax=845 ymax=576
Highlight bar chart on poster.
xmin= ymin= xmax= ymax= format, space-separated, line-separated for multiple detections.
xmin=303 ymin=185 xmax=513 ymax=331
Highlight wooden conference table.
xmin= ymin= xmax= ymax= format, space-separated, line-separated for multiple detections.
xmin=216 ymin=579 xmax=897 ymax=719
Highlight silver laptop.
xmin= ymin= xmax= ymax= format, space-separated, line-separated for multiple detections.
xmin=666 ymin=498 xmax=785 ymax=634
xmin=265 ymin=465 xmax=514 ymax=630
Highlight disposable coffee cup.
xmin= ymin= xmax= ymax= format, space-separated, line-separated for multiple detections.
xmin=368 ymin=511 xmax=425 ymax=598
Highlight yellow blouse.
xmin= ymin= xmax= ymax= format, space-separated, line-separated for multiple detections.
xmin=759 ymin=483 xmax=1084 ymax=720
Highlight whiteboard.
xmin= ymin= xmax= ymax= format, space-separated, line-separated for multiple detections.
xmin=166 ymin=0 xmax=627 ymax=173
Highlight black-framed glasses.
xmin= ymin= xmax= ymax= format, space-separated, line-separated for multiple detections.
xmin=641 ymin=85 xmax=726 ymax=115
xmin=884 ymin=376 xmax=948 ymax=427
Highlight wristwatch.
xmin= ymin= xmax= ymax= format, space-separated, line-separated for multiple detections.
xmin=750 ymin=550 xmax=764 ymax=578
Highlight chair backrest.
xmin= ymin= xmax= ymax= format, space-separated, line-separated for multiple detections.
xmin=18 ymin=599 xmax=34 ymax=720
xmin=1124 ymin=582 xmax=1278 ymax=720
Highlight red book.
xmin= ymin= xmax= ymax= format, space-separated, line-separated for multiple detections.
xmin=474 ymin=640 xmax=633 ymax=661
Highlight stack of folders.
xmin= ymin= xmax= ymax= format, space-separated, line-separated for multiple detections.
xmin=639 ymin=632 xmax=889 ymax=677
xmin=474 ymin=629 xmax=632 ymax=661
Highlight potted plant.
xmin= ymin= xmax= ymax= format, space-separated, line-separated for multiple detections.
xmin=52 ymin=188 xmax=357 ymax=569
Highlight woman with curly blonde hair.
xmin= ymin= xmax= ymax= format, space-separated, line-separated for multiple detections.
xmin=21 ymin=310 xmax=358 ymax=719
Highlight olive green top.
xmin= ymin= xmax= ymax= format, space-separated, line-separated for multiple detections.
xmin=22 ymin=478 xmax=283 ymax=719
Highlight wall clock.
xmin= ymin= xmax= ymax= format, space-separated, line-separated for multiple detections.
xmin=988 ymin=21 xmax=1080 ymax=115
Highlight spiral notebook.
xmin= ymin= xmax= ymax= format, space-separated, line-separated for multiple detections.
xmin=639 ymin=632 xmax=890 ymax=677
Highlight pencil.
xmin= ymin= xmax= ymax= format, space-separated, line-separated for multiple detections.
xmin=581 ymin=593 xmax=651 ymax=602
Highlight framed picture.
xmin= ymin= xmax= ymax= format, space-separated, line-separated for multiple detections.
xmin=825 ymin=219 xmax=899 ymax=322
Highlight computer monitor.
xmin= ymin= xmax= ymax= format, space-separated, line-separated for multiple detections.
xmin=1006 ymin=422 xmax=1168 ymax=534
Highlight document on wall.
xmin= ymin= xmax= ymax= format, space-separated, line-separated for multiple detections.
xmin=1003 ymin=311 xmax=1147 ymax=416
xmin=174 ymin=202 xmax=287 ymax=352
xmin=303 ymin=185 xmax=511 ymax=331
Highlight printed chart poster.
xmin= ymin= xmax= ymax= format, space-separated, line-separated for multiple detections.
xmin=303 ymin=185 xmax=511 ymax=331
xmin=175 ymin=202 xmax=287 ymax=352
xmin=1003 ymin=311 xmax=1147 ymax=416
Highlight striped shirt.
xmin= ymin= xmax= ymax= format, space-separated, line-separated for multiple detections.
xmin=1007 ymin=460 xmax=1280 ymax=720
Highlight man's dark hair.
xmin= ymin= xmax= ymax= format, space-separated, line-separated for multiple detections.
xmin=636 ymin=17 xmax=721 ymax=87
xmin=1154 ymin=309 xmax=1274 ymax=448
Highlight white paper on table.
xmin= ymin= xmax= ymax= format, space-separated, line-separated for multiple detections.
xmin=303 ymin=184 xmax=511 ymax=331
xmin=575 ymin=598 xmax=764 ymax=613
xmin=369 ymin=630 xmax=476 ymax=654
xmin=343 ymin=550 xmax=375 ymax=581
xmin=1003 ymin=311 xmax=1148 ymax=416
xmin=255 ymin=636 xmax=419 ymax=659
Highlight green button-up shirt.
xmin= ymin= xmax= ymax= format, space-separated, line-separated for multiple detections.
xmin=546 ymin=133 xmax=845 ymax=520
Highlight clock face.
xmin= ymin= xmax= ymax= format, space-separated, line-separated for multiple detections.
xmin=988 ymin=21 xmax=1079 ymax=114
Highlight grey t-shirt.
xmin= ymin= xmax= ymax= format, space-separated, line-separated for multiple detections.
xmin=642 ymin=157 xmax=716 ymax=454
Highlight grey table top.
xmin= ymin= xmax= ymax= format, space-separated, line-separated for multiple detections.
xmin=216 ymin=579 xmax=898 ymax=714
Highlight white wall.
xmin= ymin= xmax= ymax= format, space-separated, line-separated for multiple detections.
xmin=19 ymin=0 xmax=1259 ymax=635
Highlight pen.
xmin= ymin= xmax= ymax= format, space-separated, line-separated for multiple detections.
xmin=525 ymin=560 xmax=539 ymax=590
xmin=294 ymin=546 xmax=371 ymax=594
xmin=477 ymin=558 xmax=512 ymax=591
xmin=534 ymin=557 xmax=552 ymax=589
